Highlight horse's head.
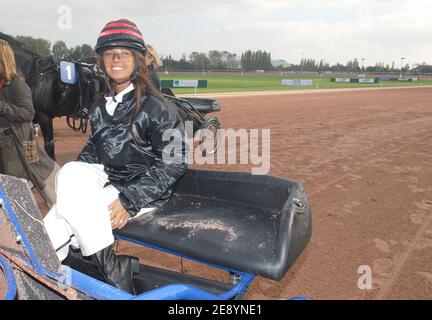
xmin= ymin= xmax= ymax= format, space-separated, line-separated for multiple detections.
xmin=28 ymin=57 xmax=62 ymax=117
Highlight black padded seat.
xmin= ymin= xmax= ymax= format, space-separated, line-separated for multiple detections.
xmin=180 ymin=97 xmax=220 ymax=114
xmin=115 ymin=169 xmax=311 ymax=281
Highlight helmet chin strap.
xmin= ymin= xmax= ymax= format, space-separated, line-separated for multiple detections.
xmin=112 ymin=78 xmax=132 ymax=85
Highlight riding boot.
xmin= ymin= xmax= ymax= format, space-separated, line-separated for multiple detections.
xmin=90 ymin=245 xmax=140 ymax=295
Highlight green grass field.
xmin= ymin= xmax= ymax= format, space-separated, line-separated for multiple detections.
xmin=159 ymin=72 xmax=432 ymax=94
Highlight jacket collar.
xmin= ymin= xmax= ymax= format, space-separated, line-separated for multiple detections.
xmin=104 ymin=83 xmax=135 ymax=116
xmin=104 ymin=83 xmax=135 ymax=103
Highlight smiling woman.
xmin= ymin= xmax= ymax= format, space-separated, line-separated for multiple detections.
xmin=42 ymin=18 xmax=187 ymax=295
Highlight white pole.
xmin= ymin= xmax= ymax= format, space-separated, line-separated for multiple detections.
xmin=400 ymin=57 xmax=406 ymax=79
xmin=301 ymin=52 xmax=304 ymax=74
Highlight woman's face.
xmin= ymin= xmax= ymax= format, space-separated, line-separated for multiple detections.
xmin=102 ymin=47 xmax=135 ymax=82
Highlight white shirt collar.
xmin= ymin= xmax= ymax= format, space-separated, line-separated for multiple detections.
xmin=104 ymin=83 xmax=135 ymax=116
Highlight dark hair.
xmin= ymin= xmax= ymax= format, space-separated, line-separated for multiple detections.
xmin=132 ymin=51 xmax=164 ymax=118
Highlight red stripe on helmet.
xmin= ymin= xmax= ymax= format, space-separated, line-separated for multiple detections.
xmin=104 ymin=22 xmax=140 ymax=31
xmin=99 ymin=29 xmax=144 ymax=40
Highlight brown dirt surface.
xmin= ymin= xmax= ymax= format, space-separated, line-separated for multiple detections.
xmin=0 ymin=268 xmax=6 ymax=299
xmin=33 ymin=87 xmax=432 ymax=300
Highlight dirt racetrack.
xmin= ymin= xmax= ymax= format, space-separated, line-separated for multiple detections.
xmin=0 ymin=269 xmax=5 ymax=299
xmin=34 ymin=86 xmax=432 ymax=300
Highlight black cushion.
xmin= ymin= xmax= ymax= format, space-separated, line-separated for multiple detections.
xmin=115 ymin=169 xmax=311 ymax=281
xmin=180 ymin=97 xmax=220 ymax=114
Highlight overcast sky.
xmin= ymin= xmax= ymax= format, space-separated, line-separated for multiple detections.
xmin=1 ymin=0 xmax=431 ymax=66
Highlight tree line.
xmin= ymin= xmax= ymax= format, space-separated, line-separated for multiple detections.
xmin=162 ymin=54 xmax=411 ymax=73
xmin=161 ymin=50 xmax=274 ymax=71
xmin=161 ymin=50 xmax=242 ymax=71
xmin=292 ymin=58 xmax=411 ymax=73
xmin=13 ymin=35 xmax=416 ymax=73
xmin=14 ymin=36 xmax=95 ymax=61
xmin=240 ymin=50 xmax=273 ymax=71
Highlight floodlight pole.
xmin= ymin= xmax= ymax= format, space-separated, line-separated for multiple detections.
xmin=400 ymin=57 xmax=406 ymax=79
xmin=320 ymin=59 xmax=324 ymax=77
xmin=301 ymin=52 xmax=304 ymax=73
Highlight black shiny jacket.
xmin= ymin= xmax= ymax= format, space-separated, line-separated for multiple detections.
xmin=78 ymin=89 xmax=187 ymax=216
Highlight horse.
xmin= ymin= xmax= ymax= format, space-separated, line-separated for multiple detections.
xmin=0 ymin=31 xmax=102 ymax=160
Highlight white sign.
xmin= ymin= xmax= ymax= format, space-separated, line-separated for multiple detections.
xmin=281 ymin=79 xmax=313 ymax=86
xmin=335 ymin=78 xmax=351 ymax=83
xmin=173 ymin=80 xmax=199 ymax=88
xmin=399 ymin=77 xmax=418 ymax=82
xmin=359 ymin=78 xmax=375 ymax=83
xmin=60 ymin=61 xmax=77 ymax=85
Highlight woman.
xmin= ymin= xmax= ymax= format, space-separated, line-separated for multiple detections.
xmin=144 ymin=44 xmax=162 ymax=90
xmin=0 ymin=39 xmax=58 ymax=208
xmin=44 ymin=19 xmax=187 ymax=294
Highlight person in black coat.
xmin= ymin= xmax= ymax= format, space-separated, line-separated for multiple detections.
xmin=43 ymin=19 xmax=187 ymax=294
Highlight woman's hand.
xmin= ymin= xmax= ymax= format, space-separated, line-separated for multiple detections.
xmin=109 ymin=199 xmax=130 ymax=230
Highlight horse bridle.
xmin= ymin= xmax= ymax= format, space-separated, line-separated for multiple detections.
xmin=27 ymin=56 xmax=60 ymax=82
xmin=28 ymin=57 xmax=102 ymax=133
xmin=65 ymin=62 xmax=99 ymax=133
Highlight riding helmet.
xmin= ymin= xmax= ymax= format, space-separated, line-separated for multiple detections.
xmin=95 ymin=19 xmax=146 ymax=54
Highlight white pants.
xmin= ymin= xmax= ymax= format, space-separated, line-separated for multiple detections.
xmin=43 ymin=161 xmax=154 ymax=261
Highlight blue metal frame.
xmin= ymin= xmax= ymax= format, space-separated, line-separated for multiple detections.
xmin=56 ymin=233 xmax=256 ymax=300
xmin=61 ymin=243 xmax=254 ymax=300
xmin=114 ymin=234 xmax=255 ymax=299
xmin=0 ymin=187 xmax=45 ymax=274
xmin=0 ymin=185 xmax=255 ymax=300
xmin=0 ymin=254 xmax=17 ymax=300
